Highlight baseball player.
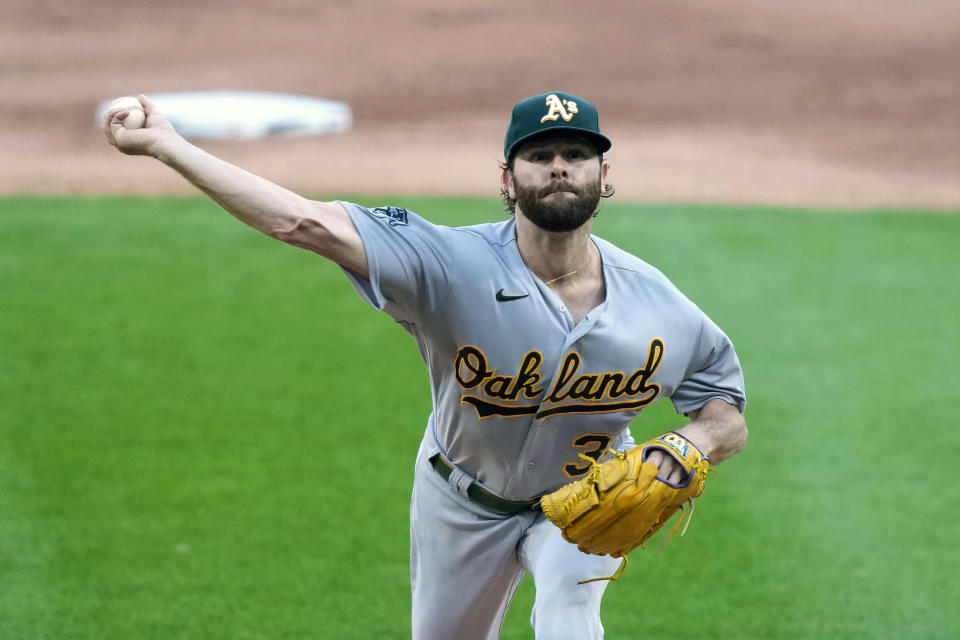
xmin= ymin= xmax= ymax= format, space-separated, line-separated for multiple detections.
xmin=104 ymin=90 xmax=747 ymax=639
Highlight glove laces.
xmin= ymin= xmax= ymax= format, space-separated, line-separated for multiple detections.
xmin=578 ymin=556 xmax=628 ymax=585
xmin=557 ymin=452 xmax=612 ymax=517
xmin=651 ymin=461 xmax=713 ymax=556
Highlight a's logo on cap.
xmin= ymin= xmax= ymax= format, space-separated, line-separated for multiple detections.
xmin=540 ymin=94 xmax=578 ymax=123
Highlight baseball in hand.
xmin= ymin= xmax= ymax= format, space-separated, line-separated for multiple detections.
xmin=109 ymin=96 xmax=146 ymax=129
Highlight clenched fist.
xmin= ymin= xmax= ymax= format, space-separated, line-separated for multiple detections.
xmin=103 ymin=94 xmax=180 ymax=158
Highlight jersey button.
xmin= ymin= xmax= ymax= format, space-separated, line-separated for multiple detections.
xmin=526 ymin=462 xmax=536 ymax=470
xmin=558 ymin=304 xmax=566 ymax=312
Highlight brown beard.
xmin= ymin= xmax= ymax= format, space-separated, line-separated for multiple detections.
xmin=514 ymin=177 xmax=602 ymax=232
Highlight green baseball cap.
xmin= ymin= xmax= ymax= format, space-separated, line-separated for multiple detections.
xmin=504 ymin=91 xmax=611 ymax=161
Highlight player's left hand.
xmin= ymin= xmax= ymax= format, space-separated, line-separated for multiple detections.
xmin=644 ymin=448 xmax=685 ymax=484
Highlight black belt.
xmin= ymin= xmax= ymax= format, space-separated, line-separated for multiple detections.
xmin=429 ymin=454 xmax=539 ymax=515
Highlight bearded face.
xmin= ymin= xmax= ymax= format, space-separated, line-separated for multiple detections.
xmin=513 ymin=173 xmax=602 ymax=233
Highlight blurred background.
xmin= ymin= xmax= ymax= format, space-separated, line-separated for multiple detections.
xmin=2 ymin=2 xmax=959 ymax=638
xmin=2 ymin=0 xmax=959 ymax=207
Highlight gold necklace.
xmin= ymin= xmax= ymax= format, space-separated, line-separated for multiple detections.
xmin=543 ymin=249 xmax=592 ymax=286
xmin=543 ymin=269 xmax=579 ymax=286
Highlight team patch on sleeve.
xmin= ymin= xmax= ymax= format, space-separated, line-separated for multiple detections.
xmin=370 ymin=206 xmax=410 ymax=226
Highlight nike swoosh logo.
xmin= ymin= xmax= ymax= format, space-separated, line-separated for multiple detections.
xmin=495 ymin=289 xmax=529 ymax=302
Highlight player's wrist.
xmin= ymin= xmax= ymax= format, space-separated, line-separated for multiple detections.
xmin=150 ymin=131 xmax=190 ymax=164
xmin=665 ymin=428 xmax=711 ymax=462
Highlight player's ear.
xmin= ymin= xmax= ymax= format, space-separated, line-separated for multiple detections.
xmin=601 ymin=158 xmax=613 ymax=195
xmin=501 ymin=167 xmax=515 ymax=199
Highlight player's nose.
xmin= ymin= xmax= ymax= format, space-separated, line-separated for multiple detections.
xmin=548 ymin=156 xmax=570 ymax=179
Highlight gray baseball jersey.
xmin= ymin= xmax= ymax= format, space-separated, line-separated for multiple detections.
xmin=340 ymin=202 xmax=746 ymax=501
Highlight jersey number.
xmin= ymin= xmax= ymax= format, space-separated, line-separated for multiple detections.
xmin=563 ymin=433 xmax=612 ymax=478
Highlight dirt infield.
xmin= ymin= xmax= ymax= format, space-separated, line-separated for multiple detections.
xmin=3 ymin=0 xmax=958 ymax=208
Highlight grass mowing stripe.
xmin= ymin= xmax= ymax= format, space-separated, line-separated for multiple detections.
xmin=2 ymin=196 xmax=958 ymax=639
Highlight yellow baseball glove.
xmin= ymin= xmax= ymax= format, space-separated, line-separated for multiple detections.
xmin=540 ymin=432 xmax=710 ymax=582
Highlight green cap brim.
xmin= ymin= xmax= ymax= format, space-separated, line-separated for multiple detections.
xmin=504 ymin=91 xmax=611 ymax=161
xmin=506 ymin=127 xmax=611 ymax=161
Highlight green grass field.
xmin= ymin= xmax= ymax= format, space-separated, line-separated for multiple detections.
xmin=2 ymin=195 xmax=958 ymax=639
